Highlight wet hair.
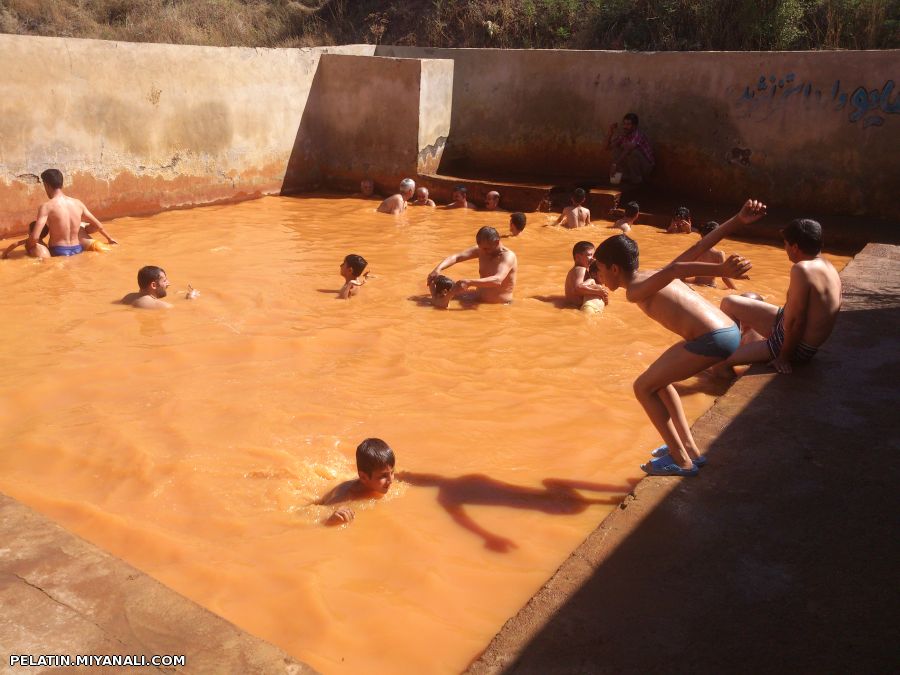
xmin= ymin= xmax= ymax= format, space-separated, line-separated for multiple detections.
xmin=431 ymin=275 xmax=454 ymax=295
xmin=356 ymin=438 xmax=395 ymax=475
xmin=453 ymin=185 xmax=467 ymax=195
xmin=595 ymin=234 xmax=639 ymax=274
xmin=510 ymin=212 xmax=526 ymax=231
xmin=588 ymin=260 xmax=600 ymax=280
xmin=700 ymin=220 xmax=720 ymax=237
xmin=343 ymin=253 xmax=368 ymax=277
xmin=572 ymin=187 xmax=587 ymax=204
xmin=624 ymin=112 xmax=639 ymax=126
xmin=572 ymin=240 xmax=594 ymax=260
xmin=674 ymin=206 xmax=691 ymax=220
xmin=475 ymin=226 xmax=500 ymax=243
xmin=137 ymin=265 xmax=166 ymax=289
xmin=399 ymin=178 xmax=415 ymax=193
xmin=623 ymin=201 xmax=640 ymax=218
xmin=40 ymin=169 xmax=64 ymax=190
xmin=781 ymin=218 xmax=823 ymax=255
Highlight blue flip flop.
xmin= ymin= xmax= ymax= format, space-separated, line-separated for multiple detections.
xmin=650 ymin=444 xmax=707 ymax=467
xmin=641 ymin=458 xmax=699 ymax=477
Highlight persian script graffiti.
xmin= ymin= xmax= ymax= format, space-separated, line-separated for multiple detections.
xmin=738 ymin=73 xmax=899 ymax=128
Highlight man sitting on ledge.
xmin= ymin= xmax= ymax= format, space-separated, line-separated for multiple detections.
xmin=606 ymin=112 xmax=654 ymax=185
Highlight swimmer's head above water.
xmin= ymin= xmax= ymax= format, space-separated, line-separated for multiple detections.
xmin=138 ymin=265 xmax=169 ymax=298
xmin=429 ymin=274 xmax=454 ymax=297
xmin=360 ymin=179 xmax=375 ymax=197
xmin=572 ymin=187 xmax=587 ymax=205
xmin=475 ymin=226 xmax=501 ymax=253
xmin=341 ymin=254 xmax=368 ymax=280
xmin=399 ymin=178 xmax=416 ymax=199
xmin=594 ymin=234 xmax=639 ymax=291
xmin=509 ymin=212 xmax=526 ymax=236
xmin=356 ymin=438 xmax=395 ymax=495
xmin=485 ymin=191 xmax=500 ymax=211
xmin=572 ymin=240 xmax=595 ymax=265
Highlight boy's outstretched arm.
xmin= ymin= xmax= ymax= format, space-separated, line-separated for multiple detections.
xmin=2 ymin=239 xmax=26 ymax=259
xmin=626 ymin=255 xmax=751 ymax=303
xmin=428 ymin=247 xmax=478 ymax=282
xmin=672 ymin=199 xmax=766 ymax=264
xmin=80 ymin=203 xmax=117 ymax=244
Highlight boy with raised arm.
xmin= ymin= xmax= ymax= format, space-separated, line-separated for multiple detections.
xmin=593 ymin=199 xmax=764 ymax=476
xmin=711 ymin=218 xmax=842 ymax=375
xmin=565 ymin=241 xmax=609 ymax=309
xmin=553 ymin=188 xmax=591 ymax=228
xmin=682 ymin=221 xmax=737 ymax=289
xmin=319 ymin=438 xmax=395 ymax=526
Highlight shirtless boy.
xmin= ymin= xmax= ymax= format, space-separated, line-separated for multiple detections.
xmin=428 ymin=226 xmax=517 ymax=304
xmin=710 ymin=218 xmax=842 ymax=375
xmin=338 ymin=254 xmax=369 ymax=299
xmin=508 ymin=212 xmax=526 ymax=237
xmin=554 ymin=188 xmax=591 ymax=228
xmin=593 ymin=199 xmax=763 ymax=476
xmin=611 ymin=201 xmax=639 ymax=233
xmin=29 ymin=169 xmax=116 ymax=257
xmin=683 ymin=221 xmax=737 ymax=289
xmin=446 ymin=185 xmax=475 ymax=210
xmin=429 ymin=274 xmax=464 ymax=309
xmin=319 ymin=438 xmax=395 ymax=526
xmin=377 ymin=178 xmax=415 ymax=214
xmin=565 ymin=241 xmax=609 ymax=308
xmin=667 ymin=206 xmax=692 ymax=234
xmin=122 ymin=266 xmax=172 ymax=309
xmin=410 ymin=187 xmax=436 ymax=207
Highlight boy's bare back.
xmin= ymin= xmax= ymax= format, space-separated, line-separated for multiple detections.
xmin=39 ymin=195 xmax=88 ymax=246
xmin=561 ymin=205 xmax=591 ymax=228
xmin=789 ymin=257 xmax=842 ymax=347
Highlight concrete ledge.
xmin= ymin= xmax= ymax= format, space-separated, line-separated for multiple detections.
xmin=0 ymin=493 xmax=317 ymax=674
xmin=468 ymin=243 xmax=899 ymax=674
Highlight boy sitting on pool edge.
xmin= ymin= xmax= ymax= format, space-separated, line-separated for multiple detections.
xmin=593 ymin=199 xmax=764 ymax=476
xmin=319 ymin=438 xmax=396 ymax=525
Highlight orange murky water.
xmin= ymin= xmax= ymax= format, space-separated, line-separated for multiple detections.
xmin=0 ymin=196 xmax=849 ymax=673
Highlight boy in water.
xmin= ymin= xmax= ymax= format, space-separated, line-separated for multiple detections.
xmin=611 ymin=201 xmax=639 ymax=233
xmin=553 ymin=188 xmax=591 ymax=228
xmin=410 ymin=186 xmax=436 ymax=207
xmin=712 ymin=218 xmax=842 ymax=375
xmin=428 ymin=274 xmax=464 ymax=309
xmin=319 ymin=438 xmax=395 ymax=525
xmin=682 ymin=221 xmax=737 ymax=289
xmin=593 ymin=199 xmax=763 ymax=476
xmin=667 ymin=206 xmax=692 ymax=234
xmin=338 ymin=254 xmax=369 ymax=299
xmin=565 ymin=241 xmax=609 ymax=309
xmin=508 ymin=212 xmax=526 ymax=237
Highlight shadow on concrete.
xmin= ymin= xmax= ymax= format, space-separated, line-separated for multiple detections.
xmin=281 ymin=65 xmax=326 ymax=196
xmin=469 ymin=245 xmax=899 ymax=674
xmin=400 ymin=471 xmax=638 ymax=554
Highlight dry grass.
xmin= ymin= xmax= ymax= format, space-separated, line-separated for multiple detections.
xmin=0 ymin=0 xmax=896 ymax=49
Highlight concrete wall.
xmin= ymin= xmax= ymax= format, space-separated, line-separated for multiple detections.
xmin=281 ymin=54 xmax=453 ymax=195
xmin=376 ymin=46 xmax=900 ymax=220
xmin=0 ymin=35 xmax=374 ymax=237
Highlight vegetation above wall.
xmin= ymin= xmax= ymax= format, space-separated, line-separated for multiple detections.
xmin=1 ymin=0 xmax=897 ymax=50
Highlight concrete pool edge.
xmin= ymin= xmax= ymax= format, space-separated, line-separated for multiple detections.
xmin=467 ymin=242 xmax=899 ymax=673
xmin=0 ymin=493 xmax=318 ymax=674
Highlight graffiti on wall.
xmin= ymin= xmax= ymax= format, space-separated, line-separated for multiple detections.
xmin=738 ymin=73 xmax=899 ymax=128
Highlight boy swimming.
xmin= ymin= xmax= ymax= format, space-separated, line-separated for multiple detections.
xmin=338 ymin=254 xmax=369 ymax=299
xmin=319 ymin=438 xmax=396 ymax=525
xmin=593 ymin=199 xmax=763 ymax=476
xmin=508 ymin=212 xmax=527 ymax=237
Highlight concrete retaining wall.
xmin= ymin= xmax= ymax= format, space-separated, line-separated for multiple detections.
xmin=376 ymin=46 xmax=900 ymax=221
xmin=281 ymin=53 xmax=453 ymax=196
xmin=0 ymin=35 xmax=374 ymax=237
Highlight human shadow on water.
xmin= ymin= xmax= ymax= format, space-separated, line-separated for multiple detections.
xmin=530 ymin=295 xmax=572 ymax=309
xmin=316 ymin=288 xmax=342 ymax=294
xmin=399 ymin=471 xmax=639 ymax=553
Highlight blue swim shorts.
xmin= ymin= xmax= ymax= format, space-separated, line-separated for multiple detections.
xmin=684 ymin=323 xmax=741 ymax=359
xmin=49 ymin=244 xmax=84 ymax=257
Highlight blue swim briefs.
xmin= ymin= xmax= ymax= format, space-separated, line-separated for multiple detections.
xmin=49 ymin=244 xmax=84 ymax=257
xmin=684 ymin=323 xmax=741 ymax=359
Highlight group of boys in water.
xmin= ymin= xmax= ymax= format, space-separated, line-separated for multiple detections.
xmin=6 ymin=112 xmax=842 ymax=522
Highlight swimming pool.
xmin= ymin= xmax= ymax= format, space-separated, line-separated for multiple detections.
xmin=0 ymin=195 xmax=850 ymax=673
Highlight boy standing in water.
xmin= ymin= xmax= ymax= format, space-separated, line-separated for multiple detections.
xmin=593 ymin=199 xmax=764 ymax=476
xmin=553 ymin=188 xmax=591 ymax=228
xmin=319 ymin=438 xmax=396 ymax=525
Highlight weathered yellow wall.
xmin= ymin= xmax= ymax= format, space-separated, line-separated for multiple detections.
xmin=376 ymin=46 xmax=900 ymax=220
xmin=0 ymin=35 xmax=374 ymax=237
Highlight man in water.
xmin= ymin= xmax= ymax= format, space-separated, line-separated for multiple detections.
xmin=377 ymin=178 xmax=415 ymax=214
xmin=28 ymin=168 xmax=116 ymax=257
xmin=121 ymin=266 xmax=172 ymax=309
xmin=427 ymin=226 xmax=517 ymax=304
xmin=484 ymin=190 xmax=502 ymax=211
